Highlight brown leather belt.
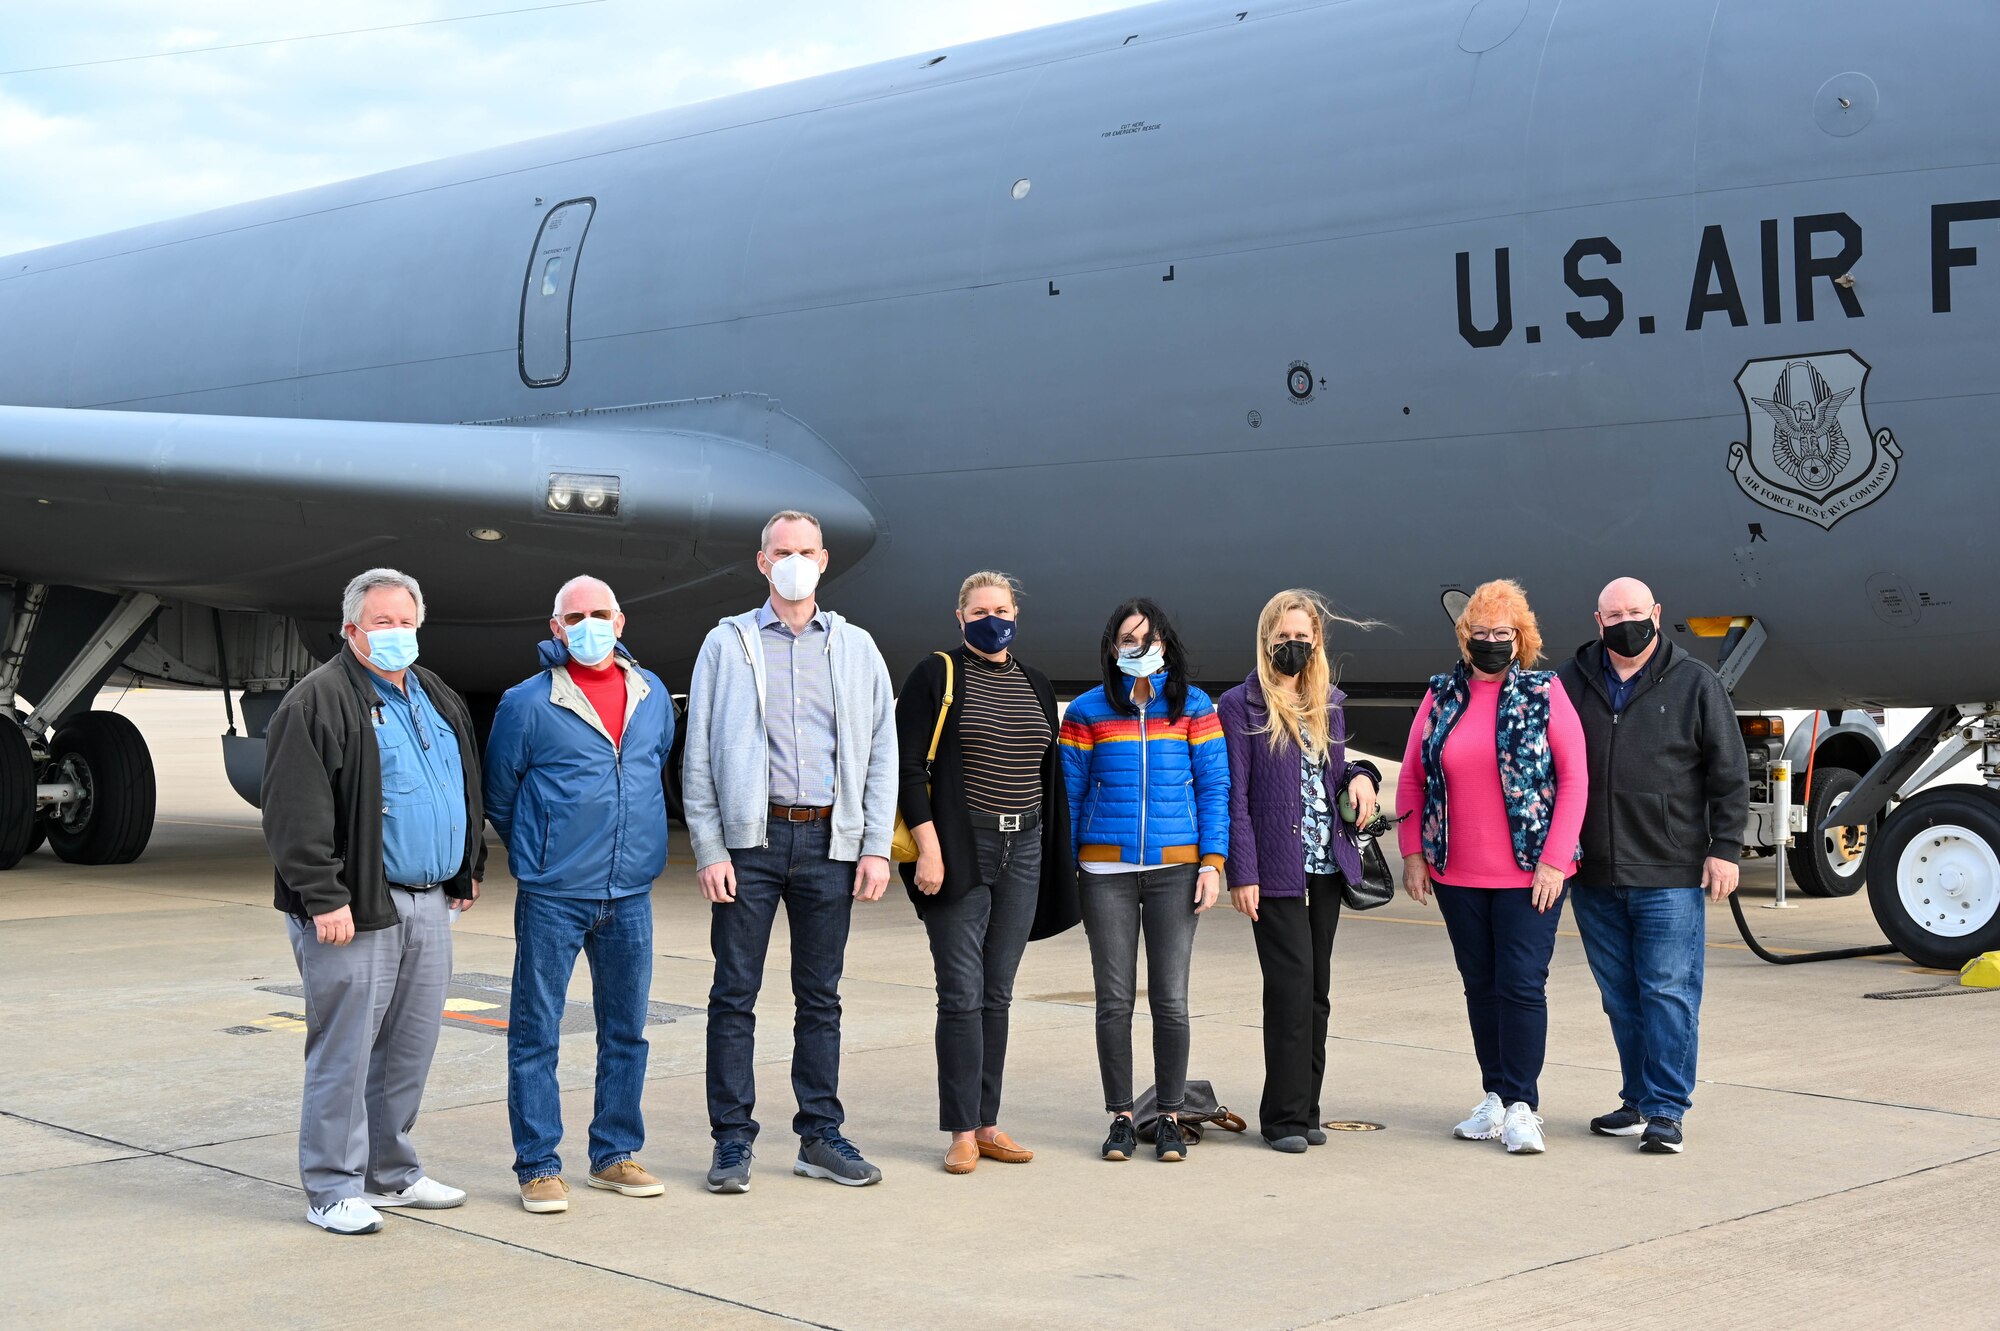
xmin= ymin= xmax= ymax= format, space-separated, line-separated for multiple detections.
xmin=769 ymin=803 xmax=834 ymax=822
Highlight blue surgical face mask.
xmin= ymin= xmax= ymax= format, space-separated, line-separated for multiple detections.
xmin=564 ymin=617 xmax=618 ymax=666
xmin=363 ymin=627 xmax=419 ymax=672
xmin=962 ymin=613 xmax=1016 ymax=655
xmin=1117 ymin=644 xmax=1165 ymax=678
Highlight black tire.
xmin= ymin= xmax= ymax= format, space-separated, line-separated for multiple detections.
xmin=1866 ymin=785 xmax=2000 ymax=971
xmin=44 ymin=711 xmax=156 ymax=865
xmin=0 ymin=721 xmax=34 ymax=870
xmin=1792 ymin=765 xmax=1871 ymax=898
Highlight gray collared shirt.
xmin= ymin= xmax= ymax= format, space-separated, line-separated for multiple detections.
xmin=758 ymin=600 xmax=837 ymax=806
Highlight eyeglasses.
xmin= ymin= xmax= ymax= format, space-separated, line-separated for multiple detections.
xmin=557 ymin=610 xmax=617 ymax=626
xmin=1467 ymin=627 xmax=1517 ymax=642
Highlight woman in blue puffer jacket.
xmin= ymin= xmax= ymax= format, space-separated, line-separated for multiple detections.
xmin=1058 ymin=597 xmax=1230 ymax=1163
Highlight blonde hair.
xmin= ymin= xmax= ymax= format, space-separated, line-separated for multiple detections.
xmin=957 ymin=570 xmax=1020 ymax=611
xmin=1252 ymin=589 xmax=1376 ymax=760
xmin=1454 ymin=578 xmax=1543 ymax=667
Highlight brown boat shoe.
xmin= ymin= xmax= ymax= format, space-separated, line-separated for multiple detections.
xmin=943 ymin=1139 xmax=980 ymax=1174
xmin=975 ymin=1130 xmax=1033 ymax=1164
xmin=587 ymin=1160 xmax=665 ymax=1197
xmin=520 ymin=1175 xmax=570 ymax=1214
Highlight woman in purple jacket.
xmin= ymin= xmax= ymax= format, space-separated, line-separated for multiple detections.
xmin=1219 ymin=590 xmax=1382 ymax=1152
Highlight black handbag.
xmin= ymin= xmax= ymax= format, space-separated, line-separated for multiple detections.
xmin=1340 ymin=811 xmax=1405 ymax=912
xmin=1133 ymin=1080 xmax=1248 ymax=1144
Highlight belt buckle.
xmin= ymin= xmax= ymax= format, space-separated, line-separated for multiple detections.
xmin=998 ymin=813 xmax=1023 ymax=833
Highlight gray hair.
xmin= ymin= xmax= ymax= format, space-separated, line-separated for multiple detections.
xmin=552 ymin=575 xmax=620 ymax=619
xmin=760 ymin=509 xmax=822 ymax=551
xmin=341 ymin=567 xmax=425 ymax=627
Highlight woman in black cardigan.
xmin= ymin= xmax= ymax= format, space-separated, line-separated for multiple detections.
xmin=896 ymin=571 xmax=1079 ymax=1175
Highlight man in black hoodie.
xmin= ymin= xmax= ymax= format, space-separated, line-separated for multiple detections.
xmin=1556 ymin=578 xmax=1748 ymax=1157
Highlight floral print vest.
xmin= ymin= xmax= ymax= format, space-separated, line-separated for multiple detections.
xmin=1419 ymin=661 xmax=1567 ymax=874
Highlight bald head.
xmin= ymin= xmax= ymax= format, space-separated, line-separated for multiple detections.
xmin=1597 ymin=577 xmax=1655 ymax=618
xmin=553 ymin=575 xmax=619 ymax=620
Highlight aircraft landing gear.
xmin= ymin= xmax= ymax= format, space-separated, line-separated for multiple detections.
xmin=1791 ymin=765 xmax=1871 ymax=898
xmin=1832 ymin=704 xmax=2000 ymax=970
xmin=0 ymin=719 xmax=35 ymax=869
xmin=40 ymin=711 xmax=156 ymax=865
xmin=1866 ymin=786 xmax=2000 ymax=971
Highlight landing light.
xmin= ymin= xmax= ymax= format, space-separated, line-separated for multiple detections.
xmin=468 ymin=528 xmax=505 ymax=543
xmin=547 ymin=473 xmax=620 ymax=518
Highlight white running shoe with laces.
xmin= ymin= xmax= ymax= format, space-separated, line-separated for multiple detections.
xmin=1452 ymin=1092 xmax=1507 ymax=1141
xmin=1502 ymin=1101 xmax=1546 ymax=1154
xmin=307 ymin=1197 xmax=383 ymax=1235
xmin=362 ymin=1176 xmax=466 ymax=1209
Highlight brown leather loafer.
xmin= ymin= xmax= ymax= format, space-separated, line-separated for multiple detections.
xmin=944 ymin=1139 xmax=980 ymax=1174
xmin=976 ymin=1131 xmax=1033 ymax=1164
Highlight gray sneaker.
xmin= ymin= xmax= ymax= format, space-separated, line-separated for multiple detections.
xmin=707 ymin=1140 xmax=753 ymax=1194
xmin=794 ymin=1135 xmax=883 ymax=1187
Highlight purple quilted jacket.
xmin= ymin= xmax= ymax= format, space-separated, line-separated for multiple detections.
xmin=1217 ymin=672 xmax=1379 ymax=898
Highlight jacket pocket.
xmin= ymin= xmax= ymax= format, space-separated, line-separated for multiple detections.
xmin=1082 ymin=781 xmax=1103 ymax=840
xmin=1611 ymin=789 xmax=1683 ymax=863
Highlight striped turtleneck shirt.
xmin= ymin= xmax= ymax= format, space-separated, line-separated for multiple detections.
xmin=958 ymin=653 xmax=1051 ymax=814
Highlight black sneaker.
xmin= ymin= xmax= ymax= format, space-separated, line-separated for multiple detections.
xmin=1640 ymin=1117 xmax=1684 ymax=1154
xmin=1101 ymin=1115 xmax=1138 ymax=1161
xmin=794 ymin=1134 xmax=883 ymax=1186
xmin=1590 ymin=1104 xmax=1647 ymax=1137
xmin=1155 ymin=1115 xmax=1188 ymax=1163
xmin=706 ymin=1140 xmax=753 ymax=1194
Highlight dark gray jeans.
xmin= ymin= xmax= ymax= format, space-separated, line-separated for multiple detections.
xmin=923 ymin=826 xmax=1041 ymax=1132
xmin=1080 ymin=864 xmax=1199 ymax=1115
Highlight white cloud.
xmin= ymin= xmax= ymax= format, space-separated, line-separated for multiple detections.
xmin=0 ymin=0 xmax=1136 ymax=255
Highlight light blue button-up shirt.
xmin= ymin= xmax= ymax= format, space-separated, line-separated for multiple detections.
xmin=370 ymin=671 xmax=467 ymax=886
xmin=757 ymin=600 xmax=837 ymax=806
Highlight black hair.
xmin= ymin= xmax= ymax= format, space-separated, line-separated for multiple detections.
xmin=1099 ymin=596 xmax=1190 ymax=721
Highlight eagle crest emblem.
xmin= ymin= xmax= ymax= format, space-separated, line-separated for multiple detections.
xmin=1727 ymin=350 xmax=1899 ymax=530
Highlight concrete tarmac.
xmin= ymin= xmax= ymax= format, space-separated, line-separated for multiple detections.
xmin=4 ymin=690 xmax=1996 ymax=1330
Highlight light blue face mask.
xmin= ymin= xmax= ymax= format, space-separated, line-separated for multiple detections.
xmin=564 ymin=617 xmax=619 ymax=666
xmin=364 ymin=627 xmax=419 ymax=672
xmin=1117 ymin=644 xmax=1165 ymax=678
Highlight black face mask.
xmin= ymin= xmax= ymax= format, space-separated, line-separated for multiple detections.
xmin=1270 ymin=640 xmax=1312 ymax=678
xmin=1601 ymin=617 xmax=1657 ymax=659
xmin=1467 ymin=638 xmax=1515 ymax=674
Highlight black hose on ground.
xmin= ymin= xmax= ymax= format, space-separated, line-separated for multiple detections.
xmin=1726 ymin=890 xmax=1899 ymax=965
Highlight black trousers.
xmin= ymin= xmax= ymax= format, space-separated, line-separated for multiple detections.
xmin=1249 ymin=874 xmax=1343 ymax=1140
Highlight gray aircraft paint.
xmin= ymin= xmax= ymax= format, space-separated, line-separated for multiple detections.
xmin=1 ymin=0 xmax=1996 ymax=711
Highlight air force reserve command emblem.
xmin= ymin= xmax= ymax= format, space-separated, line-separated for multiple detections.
xmin=1727 ymin=350 xmax=1901 ymax=530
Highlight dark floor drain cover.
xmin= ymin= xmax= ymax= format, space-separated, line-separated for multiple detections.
xmin=1322 ymin=1120 xmax=1385 ymax=1132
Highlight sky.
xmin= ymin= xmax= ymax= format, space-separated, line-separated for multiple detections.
xmin=0 ymin=0 xmax=1136 ymax=256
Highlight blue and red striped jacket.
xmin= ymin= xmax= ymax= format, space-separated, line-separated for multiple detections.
xmin=1059 ymin=673 xmax=1231 ymax=871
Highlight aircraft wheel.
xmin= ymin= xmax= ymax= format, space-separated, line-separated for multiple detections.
xmin=0 ymin=720 xmax=35 ymax=870
xmin=1866 ymin=785 xmax=2000 ymax=971
xmin=1792 ymin=766 xmax=1870 ymax=898
xmin=44 ymin=711 xmax=157 ymax=865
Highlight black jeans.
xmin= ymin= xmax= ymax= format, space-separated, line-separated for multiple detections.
xmin=1250 ymin=874 xmax=1343 ymax=1140
xmin=1080 ymin=864 xmax=1199 ymax=1115
xmin=706 ymin=817 xmax=854 ymax=1144
xmin=923 ymin=826 xmax=1041 ymax=1132
xmin=1433 ymin=881 xmax=1566 ymax=1109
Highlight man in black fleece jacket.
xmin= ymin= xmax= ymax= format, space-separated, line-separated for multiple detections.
xmin=1556 ymin=578 xmax=1748 ymax=1157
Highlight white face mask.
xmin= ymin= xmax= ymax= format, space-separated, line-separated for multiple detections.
xmin=769 ymin=552 xmax=822 ymax=602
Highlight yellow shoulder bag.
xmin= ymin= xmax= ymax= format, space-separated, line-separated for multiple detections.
xmin=890 ymin=651 xmax=955 ymax=863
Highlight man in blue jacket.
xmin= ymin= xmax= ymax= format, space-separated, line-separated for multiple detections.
xmin=485 ymin=575 xmax=676 ymax=1214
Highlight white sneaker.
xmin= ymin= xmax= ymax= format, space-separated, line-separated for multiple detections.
xmin=1502 ymin=1102 xmax=1546 ymax=1154
xmin=307 ymin=1197 xmax=383 ymax=1235
xmin=363 ymin=1176 xmax=466 ymax=1210
xmin=1452 ymin=1092 xmax=1506 ymax=1140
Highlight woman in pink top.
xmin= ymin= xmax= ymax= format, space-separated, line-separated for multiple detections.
xmin=1396 ymin=580 xmax=1586 ymax=1155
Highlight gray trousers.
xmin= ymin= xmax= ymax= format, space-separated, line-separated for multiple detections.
xmin=287 ymin=886 xmax=452 ymax=1208
xmin=1080 ymin=864 xmax=1200 ymax=1115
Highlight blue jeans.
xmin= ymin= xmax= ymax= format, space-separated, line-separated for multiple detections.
xmin=706 ymin=817 xmax=854 ymax=1144
xmin=508 ymin=890 xmax=654 ymax=1182
xmin=1433 ymin=882 xmax=1565 ymax=1110
xmin=1571 ymin=886 xmax=1706 ymax=1120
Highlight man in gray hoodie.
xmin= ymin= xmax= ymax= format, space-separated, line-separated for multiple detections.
xmin=684 ymin=509 xmax=899 ymax=1193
